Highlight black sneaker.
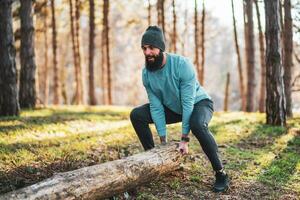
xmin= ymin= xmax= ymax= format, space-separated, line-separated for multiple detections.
xmin=213 ymin=169 xmax=229 ymax=192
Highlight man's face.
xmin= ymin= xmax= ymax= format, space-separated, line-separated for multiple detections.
xmin=142 ymin=45 xmax=164 ymax=71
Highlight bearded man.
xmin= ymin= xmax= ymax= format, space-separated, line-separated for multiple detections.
xmin=130 ymin=26 xmax=229 ymax=192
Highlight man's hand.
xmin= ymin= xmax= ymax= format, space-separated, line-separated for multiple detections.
xmin=160 ymin=136 xmax=167 ymax=145
xmin=178 ymin=141 xmax=189 ymax=155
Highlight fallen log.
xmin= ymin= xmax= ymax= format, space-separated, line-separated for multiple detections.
xmin=1 ymin=143 xmax=181 ymax=200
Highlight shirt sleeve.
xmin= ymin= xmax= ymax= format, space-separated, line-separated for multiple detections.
xmin=142 ymin=70 xmax=167 ymax=136
xmin=179 ymin=59 xmax=196 ymax=135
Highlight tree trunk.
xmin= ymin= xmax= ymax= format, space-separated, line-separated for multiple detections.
xmin=147 ymin=0 xmax=151 ymax=26
xmin=69 ymin=0 xmax=77 ymax=104
xmin=104 ymin=0 xmax=112 ymax=105
xmin=1 ymin=144 xmax=181 ymax=200
xmin=157 ymin=0 xmax=165 ymax=34
xmin=200 ymin=0 xmax=205 ymax=86
xmin=283 ymin=0 xmax=293 ymax=117
xmin=73 ymin=0 xmax=83 ymax=104
xmin=59 ymin=41 xmax=68 ymax=105
xmin=43 ymin=6 xmax=49 ymax=105
xmin=101 ymin=1 xmax=107 ymax=104
xmin=254 ymin=0 xmax=266 ymax=113
xmin=88 ymin=0 xmax=96 ymax=105
xmin=51 ymin=0 xmax=60 ymax=105
xmin=264 ymin=0 xmax=286 ymax=126
xmin=0 ymin=0 xmax=20 ymax=116
xmin=171 ymin=0 xmax=177 ymax=53
xmin=244 ymin=0 xmax=256 ymax=112
xmin=19 ymin=0 xmax=37 ymax=109
xmin=194 ymin=0 xmax=201 ymax=83
xmin=231 ymin=0 xmax=246 ymax=111
xmin=181 ymin=1 xmax=188 ymax=56
xmin=224 ymin=72 xmax=230 ymax=112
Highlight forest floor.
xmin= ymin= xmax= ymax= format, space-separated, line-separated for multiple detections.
xmin=0 ymin=106 xmax=299 ymax=199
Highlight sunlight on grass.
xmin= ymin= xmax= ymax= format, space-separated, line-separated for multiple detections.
xmin=232 ymin=127 xmax=299 ymax=191
xmin=0 ymin=106 xmax=299 ymax=196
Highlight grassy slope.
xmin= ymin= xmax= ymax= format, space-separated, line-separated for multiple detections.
xmin=0 ymin=106 xmax=299 ymax=199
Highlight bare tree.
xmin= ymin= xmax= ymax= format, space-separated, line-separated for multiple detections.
xmin=88 ymin=0 xmax=96 ymax=105
xmin=51 ymin=0 xmax=60 ymax=104
xmin=73 ymin=0 xmax=83 ymax=104
xmin=283 ymin=0 xmax=293 ymax=117
xmin=103 ymin=0 xmax=112 ymax=105
xmin=19 ymin=0 xmax=37 ymax=109
xmin=200 ymin=0 xmax=205 ymax=85
xmin=264 ymin=0 xmax=286 ymax=126
xmin=231 ymin=0 xmax=246 ymax=111
xmin=43 ymin=4 xmax=49 ymax=104
xmin=194 ymin=0 xmax=201 ymax=82
xmin=101 ymin=1 xmax=107 ymax=104
xmin=181 ymin=1 xmax=188 ymax=56
xmin=224 ymin=72 xmax=230 ymax=112
xmin=69 ymin=0 xmax=77 ymax=103
xmin=147 ymin=0 xmax=152 ymax=26
xmin=243 ymin=0 xmax=256 ymax=112
xmin=171 ymin=0 xmax=177 ymax=53
xmin=254 ymin=0 xmax=266 ymax=113
xmin=0 ymin=0 xmax=20 ymax=116
xmin=157 ymin=0 xmax=165 ymax=34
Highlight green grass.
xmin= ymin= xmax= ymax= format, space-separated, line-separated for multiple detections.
xmin=0 ymin=106 xmax=299 ymax=198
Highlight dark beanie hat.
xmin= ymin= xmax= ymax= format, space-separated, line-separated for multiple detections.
xmin=141 ymin=26 xmax=166 ymax=51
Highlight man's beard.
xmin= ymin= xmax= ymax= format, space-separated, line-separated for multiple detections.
xmin=145 ymin=51 xmax=164 ymax=71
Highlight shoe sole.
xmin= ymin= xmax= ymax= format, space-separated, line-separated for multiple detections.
xmin=213 ymin=185 xmax=229 ymax=193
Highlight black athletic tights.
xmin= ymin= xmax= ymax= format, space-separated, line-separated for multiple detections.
xmin=130 ymin=98 xmax=223 ymax=171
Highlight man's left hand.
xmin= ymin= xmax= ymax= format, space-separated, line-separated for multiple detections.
xmin=178 ymin=141 xmax=189 ymax=155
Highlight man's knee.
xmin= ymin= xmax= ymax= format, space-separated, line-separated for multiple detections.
xmin=190 ymin=116 xmax=208 ymax=133
xmin=130 ymin=107 xmax=140 ymax=122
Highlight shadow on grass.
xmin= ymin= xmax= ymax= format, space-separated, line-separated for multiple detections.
xmin=257 ymin=134 xmax=300 ymax=188
xmin=219 ymin=123 xmax=287 ymax=172
xmin=0 ymin=131 xmax=142 ymax=195
xmin=235 ymin=124 xmax=286 ymax=149
xmin=0 ymin=109 xmax=130 ymax=134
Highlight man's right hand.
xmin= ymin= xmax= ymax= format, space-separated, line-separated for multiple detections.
xmin=160 ymin=136 xmax=167 ymax=145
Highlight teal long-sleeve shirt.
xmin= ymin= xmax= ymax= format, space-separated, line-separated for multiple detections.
xmin=142 ymin=53 xmax=211 ymax=136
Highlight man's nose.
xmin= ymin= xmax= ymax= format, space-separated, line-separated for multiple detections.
xmin=144 ymin=48 xmax=151 ymax=55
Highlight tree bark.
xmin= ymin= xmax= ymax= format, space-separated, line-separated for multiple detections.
xmin=0 ymin=0 xmax=20 ymax=116
xmin=104 ymin=0 xmax=112 ymax=105
xmin=254 ymin=0 xmax=266 ymax=113
xmin=244 ymin=0 xmax=256 ymax=112
xmin=231 ymin=0 xmax=246 ymax=111
xmin=101 ymin=1 xmax=107 ymax=104
xmin=171 ymin=0 xmax=177 ymax=53
xmin=73 ymin=0 xmax=83 ymax=105
xmin=69 ymin=0 xmax=77 ymax=104
xmin=200 ymin=0 xmax=205 ymax=86
xmin=224 ymin=72 xmax=230 ymax=112
xmin=88 ymin=0 xmax=96 ymax=105
xmin=264 ymin=0 xmax=286 ymax=126
xmin=0 ymin=144 xmax=181 ymax=200
xmin=181 ymin=1 xmax=188 ymax=56
xmin=51 ymin=0 xmax=60 ymax=105
xmin=283 ymin=0 xmax=293 ymax=117
xmin=19 ymin=0 xmax=37 ymax=109
xmin=43 ymin=5 xmax=49 ymax=105
xmin=147 ymin=0 xmax=152 ymax=26
xmin=194 ymin=0 xmax=201 ymax=82
xmin=157 ymin=0 xmax=165 ymax=34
